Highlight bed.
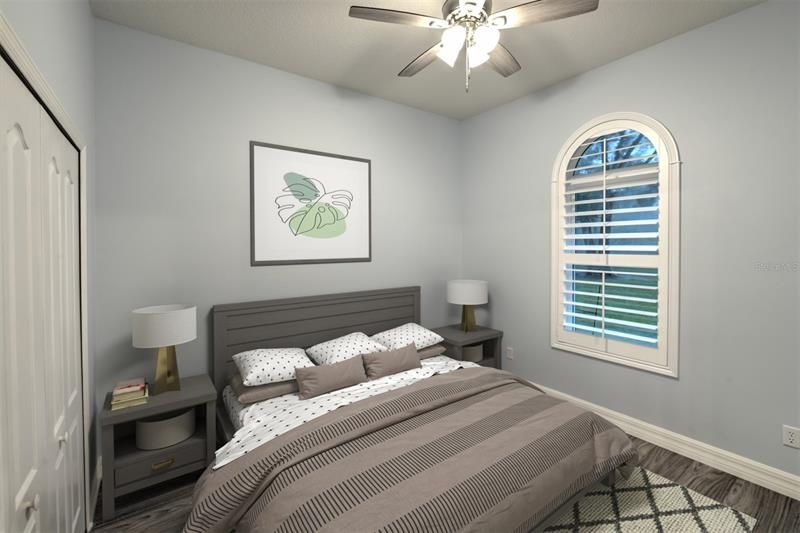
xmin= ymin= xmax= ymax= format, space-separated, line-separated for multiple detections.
xmin=185 ymin=286 xmax=637 ymax=532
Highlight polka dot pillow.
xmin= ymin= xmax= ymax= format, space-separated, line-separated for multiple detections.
xmin=306 ymin=332 xmax=387 ymax=366
xmin=233 ymin=347 xmax=315 ymax=386
xmin=370 ymin=323 xmax=444 ymax=351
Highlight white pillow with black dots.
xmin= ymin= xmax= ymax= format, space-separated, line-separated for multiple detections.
xmin=233 ymin=347 xmax=315 ymax=386
xmin=306 ymin=332 xmax=387 ymax=366
xmin=370 ymin=323 xmax=444 ymax=351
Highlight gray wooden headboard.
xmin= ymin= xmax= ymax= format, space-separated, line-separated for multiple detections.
xmin=211 ymin=286 xmax=421 ymax=398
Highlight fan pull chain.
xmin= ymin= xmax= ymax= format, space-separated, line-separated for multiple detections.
xmin=465 ymin=49 xmax=471 ymax=92
xmin=465 ymin=24 xmax=472 ymax=92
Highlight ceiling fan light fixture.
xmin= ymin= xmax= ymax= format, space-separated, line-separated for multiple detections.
xmin=467 ymin=45 xmax=490 ymax=67
xmin=438 ymin=25 xmax=466 ymax=67
xmin=441 ymin=25 xmax=466 ymax=50
xmin=438 ymin=43 xmax=461 ymax=68
xmin=473 ymin=24 xmax=500 ymax=53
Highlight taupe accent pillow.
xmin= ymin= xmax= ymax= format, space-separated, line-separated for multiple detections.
xmin=229 ymin=373 xmax=298 ymax=404
xmin=417 ymin=344 xmax=446 ymax=359
xmin=362 ymin=343 xmax=421 ymax=380
xmin=295 ymin=355 xmax=367 ymax=400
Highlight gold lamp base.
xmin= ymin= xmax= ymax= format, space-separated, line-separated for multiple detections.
xmin=460 ymin=304 xmax=477 ymax=332
xmin=153 ymin=345 xmax=181 ymax=395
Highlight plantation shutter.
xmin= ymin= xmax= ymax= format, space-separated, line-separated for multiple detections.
xmin=552 ymin=117 xmax=679 ymax=376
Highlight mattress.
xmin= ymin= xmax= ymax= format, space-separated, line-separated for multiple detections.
xmin=221 ymin=384 xmax=247 ymax=431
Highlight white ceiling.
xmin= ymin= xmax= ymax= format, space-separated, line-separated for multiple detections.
xmin=90 ymin=0 xmax=761 ymax=119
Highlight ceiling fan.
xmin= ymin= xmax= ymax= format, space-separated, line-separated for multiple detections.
xmin=349 ymin=0 xmax=599 ymax=91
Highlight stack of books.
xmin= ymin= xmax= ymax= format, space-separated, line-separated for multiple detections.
xmin=111 ymin=378 xmax=149 ymax=411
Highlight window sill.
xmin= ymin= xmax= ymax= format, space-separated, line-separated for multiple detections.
xmin=551 ymin=340 xmax=678 ymax=378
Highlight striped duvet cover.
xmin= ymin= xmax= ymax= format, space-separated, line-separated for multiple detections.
xmin=185 ymin=367 xmax=636 ymax=532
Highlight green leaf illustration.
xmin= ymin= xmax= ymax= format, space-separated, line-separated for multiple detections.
xmin=274 ymin=172 xmax=354 ymax=237
xmin=283 ymin=172 xmax=321 ymax=203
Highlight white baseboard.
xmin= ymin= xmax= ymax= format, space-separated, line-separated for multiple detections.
xmin=534 ymin=383 xmax=800 ymax=501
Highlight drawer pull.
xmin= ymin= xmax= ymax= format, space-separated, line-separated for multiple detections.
xmin=151 ymin=458 xmax=174 ymax=471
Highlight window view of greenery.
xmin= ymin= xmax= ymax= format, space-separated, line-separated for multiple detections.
xmin=563 ymin=129 xmax=660 ymax=347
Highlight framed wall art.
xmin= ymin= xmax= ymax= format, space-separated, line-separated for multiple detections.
xmin=250 ymin=142 xmax=371 ymax=266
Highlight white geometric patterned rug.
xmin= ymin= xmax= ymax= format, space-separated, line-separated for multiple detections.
xmin=544 ymin=467 xmax=756 ymax=532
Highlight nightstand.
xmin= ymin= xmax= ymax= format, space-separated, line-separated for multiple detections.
xmin=100 ymin=374 xmax=216 ymax=521
xmin=432 ymin=325 xmax=504 ymax=369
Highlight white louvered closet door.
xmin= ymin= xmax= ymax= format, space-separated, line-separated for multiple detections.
xmin=0 ymin=56 xmax=84 ymax=533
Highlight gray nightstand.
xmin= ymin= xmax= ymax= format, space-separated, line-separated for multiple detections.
xmin=432 ymin=325 xmax=503 ymax=369
xmin=100 ymin=374 xmax=216 ymax=521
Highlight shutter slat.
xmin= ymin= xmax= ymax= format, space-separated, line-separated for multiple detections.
xmin=564 ymin=267 xmax=658 ymax=277
xmin=567 ymin=164 xmax=658 ymax=183
xmin=564 ymin=206 xmax=659 ymax=217
xmin=563 ymin=280 xmax=657 ymax=291
xmin=565 ymin=192 xmax=658 ymax=207
xmin=563 ymin=300 xmax=658 ymax=317
xmin=563 ymin=312 xmax=658 ymax=331
xmin=563 ymin=288 xmax=658 ymax=303
xmin=567 ymin=177 xmax=657 ymax=194
xmin=564 ymin=220 xmax=659 ymax=229
xmin=565 ymin=233 xmax=659 ymax=240
xmin=564 ymin=245 xmax=659 ymax=252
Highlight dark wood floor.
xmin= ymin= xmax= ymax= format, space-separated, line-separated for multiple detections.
xmin=629 ymin=437 xmax=799 ymax=532
xmin=94 ymin=436 xmax=800 ymax=532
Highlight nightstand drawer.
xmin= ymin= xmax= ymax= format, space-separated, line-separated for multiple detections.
xmin=115 ymin=438 xmax=205 ymax=487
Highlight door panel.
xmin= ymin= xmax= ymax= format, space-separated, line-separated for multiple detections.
xmin=41 ymin=111 xmax=84 ymax=533
xmin=0 ymin=55 xmax=45 ymax=533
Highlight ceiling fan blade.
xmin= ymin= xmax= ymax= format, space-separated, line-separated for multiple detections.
xmin=489 ymin=0 xmax=598 ymax=29
xmin=487 ymin=43 xmax=521 ymax=77
xmin=349 ymin=6 xmax=448 ymax=28
xmin=398 ymin=43 xmax=443 ymax=77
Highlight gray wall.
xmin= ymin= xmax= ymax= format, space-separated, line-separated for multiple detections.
xmin=93 ymin=20 xmax=463 ymax=413
xmin=460 ymin=0 xmax=799 ymax=475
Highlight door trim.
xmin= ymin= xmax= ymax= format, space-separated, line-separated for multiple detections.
xmin=0 ymin=11 xmax=92 ymax=531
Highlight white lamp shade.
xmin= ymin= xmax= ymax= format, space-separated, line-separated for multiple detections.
xmin=131 ymin=304 xmax=197 ymax=348
xmin=447 ymin=280 xmax=489 ymax=305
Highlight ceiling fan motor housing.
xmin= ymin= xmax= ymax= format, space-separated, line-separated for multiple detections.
xmin=442 ymin=0 xmax=493 ymax=19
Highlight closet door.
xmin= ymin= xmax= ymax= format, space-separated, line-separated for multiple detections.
xmin=41 ymin=112 xmax=84 ymax=533
xmin=0 ymin=55 xmax=47 ymax=533
xmin=0 ymin=56 xmax=84 ymax=533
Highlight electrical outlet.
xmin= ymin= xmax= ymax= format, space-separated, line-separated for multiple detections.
xmin=506 ymin=346 xmax=514 ymax=360
xmin=784 ymin=425 xmax=800 ymax=449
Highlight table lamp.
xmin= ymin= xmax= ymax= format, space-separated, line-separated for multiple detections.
xmin=131 ymin=304 xmax=197 ymax=395
xmin=447 ymin=280 xmax=488 ymax=332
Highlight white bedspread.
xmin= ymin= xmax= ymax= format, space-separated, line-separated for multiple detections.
xmin=214 ymin=356 xmax=478 ymax=469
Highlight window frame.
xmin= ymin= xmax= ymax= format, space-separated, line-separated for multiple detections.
xmin=550 ymin=112 xmax=681 ymax=377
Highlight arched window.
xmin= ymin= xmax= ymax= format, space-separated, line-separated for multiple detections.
xmin=551 ymin=113 xmax=680 ymax=377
